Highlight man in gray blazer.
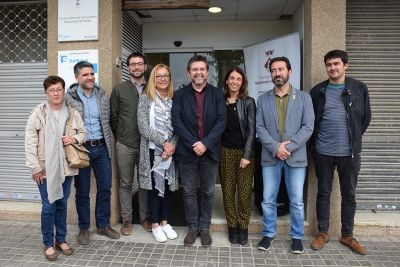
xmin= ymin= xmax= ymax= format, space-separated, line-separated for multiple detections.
xmin=256 ymin=57 xmax=314 ymax=254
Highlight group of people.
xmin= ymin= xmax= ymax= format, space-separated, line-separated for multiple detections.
xmin=25 ymin=49 xmax=371 ymax=261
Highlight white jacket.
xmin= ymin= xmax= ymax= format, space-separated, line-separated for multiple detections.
xmin=25 ymin=102 xmax=88 ymax=177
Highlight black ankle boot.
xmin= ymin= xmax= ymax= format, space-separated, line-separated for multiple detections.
xmin=238 ymin=228 xmax=248 ymax=245
xmin=228 ymin=227 xmax=238 ymax=244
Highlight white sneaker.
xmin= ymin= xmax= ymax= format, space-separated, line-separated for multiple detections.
xmin=161 ymin=224 xmax=178 ymax=240
xmin=152 ymin=226 xmax=167 ymax=242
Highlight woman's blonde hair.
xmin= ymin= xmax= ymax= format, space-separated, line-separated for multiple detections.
xmin=143 ymin=64 xmax=174 ymax=101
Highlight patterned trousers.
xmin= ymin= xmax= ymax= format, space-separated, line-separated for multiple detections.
xmin=219 ymin=146 xmax=255 ymax=229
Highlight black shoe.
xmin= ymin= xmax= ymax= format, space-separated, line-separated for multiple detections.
xmin=291 ymin=238 xmax=305 ymax=254
xmin=258 ymin=236 xmax=274 ymax=251
xmin=238 ymin=228 xmax=248 ymax=245
xmin=228 ymin=227 xmax=238 ymax=244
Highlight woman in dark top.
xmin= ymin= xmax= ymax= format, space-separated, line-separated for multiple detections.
xmin=219 ymin=67 xmax=256 ymax=245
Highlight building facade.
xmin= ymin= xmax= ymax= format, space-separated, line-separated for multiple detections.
xmin=0 ymin=0 xmax=399 ymax=236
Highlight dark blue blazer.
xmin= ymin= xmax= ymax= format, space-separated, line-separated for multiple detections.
xmin=171 ymin=83 xmax=227 ymax=163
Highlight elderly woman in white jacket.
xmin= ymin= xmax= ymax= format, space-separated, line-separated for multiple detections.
xmin=25 ymin=75 xmax=87 ymax=261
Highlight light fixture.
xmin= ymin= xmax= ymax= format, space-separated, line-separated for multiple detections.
xmin=208 ymin=6 xmax=222 ymax=13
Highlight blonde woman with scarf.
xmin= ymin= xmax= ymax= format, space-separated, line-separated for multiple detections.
xmin=137 ymin=64 xmax=179 ymax=243
xmin=25 ymin=76 xmax=87 ymax=261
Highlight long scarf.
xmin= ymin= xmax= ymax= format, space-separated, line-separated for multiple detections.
xmin=44 ymin=101 xmax=68 ymax=204
xmin=153 ymin=92 xmax=173 ymax=197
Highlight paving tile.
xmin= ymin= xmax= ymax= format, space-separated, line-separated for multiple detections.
xmin=0 ymin=221 xmax=399 ymax=266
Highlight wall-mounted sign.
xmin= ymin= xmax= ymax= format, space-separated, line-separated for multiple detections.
xmin=58 ymin=0 xmax=99 ymax=42
xmin=58 ymin=49 xmax=99 ymax=89
xmin=244 ymin=33 xmax=300 ymax=103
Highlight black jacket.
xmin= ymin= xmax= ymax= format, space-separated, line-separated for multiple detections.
xmin=309 ymin=77 xmax=371 ymax=157
xmin=234 ymin=97 xmax=256 ymax=160
xmin=171 ymin=83 xmax=227 ymax=163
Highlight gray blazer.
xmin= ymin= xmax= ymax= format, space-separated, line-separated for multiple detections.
xmin=256 ymin=86 xmax=314 ymax=167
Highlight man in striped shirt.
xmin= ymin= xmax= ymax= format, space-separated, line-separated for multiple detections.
xmin=309 ymin=50 xmax=371 ymax=255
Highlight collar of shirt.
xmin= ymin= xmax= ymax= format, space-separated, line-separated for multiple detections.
xmin=274 ymin=84 xmax=292 ymax=97
xmin=131 ymin=80 xmax=146 ymax=94
xmin=191 ymin=83 xmax=207 ymax=94
xmin=77 ymin=86 xmax=95 ymax=98
xmin=327 ymin=82 xmax=345 ymax=89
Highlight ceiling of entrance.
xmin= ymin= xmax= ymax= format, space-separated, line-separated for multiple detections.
xmin=124 ymin=0 xmax=303 ymax=23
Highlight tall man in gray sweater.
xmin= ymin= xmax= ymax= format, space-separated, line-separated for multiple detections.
xmin=309 ymin=50 xmax=371 ymax=255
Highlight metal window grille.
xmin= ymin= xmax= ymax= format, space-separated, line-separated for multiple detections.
xmin=0 ymin=3 xmax=47 ymax=63
xmin=121 ymin=11 xmax=142 ymax=82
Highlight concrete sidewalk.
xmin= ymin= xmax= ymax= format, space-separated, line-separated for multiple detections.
xmin=0 ymin=220 xmax=399 ymax=267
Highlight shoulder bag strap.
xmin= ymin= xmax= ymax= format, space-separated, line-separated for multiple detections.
xmin=64 ymin=108 xmax=76 ymax=136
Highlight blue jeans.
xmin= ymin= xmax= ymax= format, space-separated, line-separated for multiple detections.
xmin=179 ymin=153 xmax=218 ymax=231
xmin=261 ymin=161 xmax=305 ymax=239
xmin=314 ymin=152 xmax=361 ymax=236
xmin=75 ymin=143 xmax=111 ymax=229
xmin=38 ymin=176 xmax=73 ymax=247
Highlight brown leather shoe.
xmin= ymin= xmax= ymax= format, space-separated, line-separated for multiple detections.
xmin=77 ymin=228 xmax=90 ymax=245
xmin=55 ymin=241 xmax=73 ymax=256
xmin=340 ymin=235 xmax=367 ymax=255
xmin=200 ymin=230 xmax=212 ymax=247
xmin=121 ymin=220 xmax=132 ymax=236
xmin=184 ymin=230 xmax=199 ymax=247
xmin=43 ymin=246 xmax=57 ymax=261
xmin=140 ymin=218 xmax=152 ymax=232
xmin=311 ymin=232 xmax=330 ymax=250
xmin=97 ymin=226 xmax=121 ymax=239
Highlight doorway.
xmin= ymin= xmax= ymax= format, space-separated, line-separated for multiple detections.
xmin=146 ymin=50 xmax=245 ymax=90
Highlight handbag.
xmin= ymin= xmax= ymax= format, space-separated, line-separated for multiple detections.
xmin=64 ymin=109 xmax=90 ymax=168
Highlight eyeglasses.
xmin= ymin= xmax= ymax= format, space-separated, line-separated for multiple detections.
xmin=156 ymin=74 xmax=171 ymax=80
xmin=190 ymin=68 xmax=207 ymax=72
xmin=129 ymin=62 xmax=145 ymax=67
xmin=46 ymin=88 xmax=64 ymax=94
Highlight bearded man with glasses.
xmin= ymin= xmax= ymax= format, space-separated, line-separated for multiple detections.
xmin=172 ymin=55 xmax=227 ymax=247
xmin=110 ymin=52 xmax=151 ymax=235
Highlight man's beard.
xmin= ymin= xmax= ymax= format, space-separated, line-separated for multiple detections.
xmin=130 ymin=71 xmax=145 ymax=79
xmin=191 ymin=75 xmax=206 ymax=86
xmin=273 ymin=75 xmax=289 ymax=87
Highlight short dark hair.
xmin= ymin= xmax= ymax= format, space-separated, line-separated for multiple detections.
xmin=324 ymin=50 xmax=348 ymax=64
xmin=126 ymin=52 xmax=147 ymax=66
xmin=269 ymin=56 xmax=292 ymax=71
xmin=187 ymin=55 xmax=209 ymax=71
xmin=223 ymin=67 xmax=248 ymax=99
xmin=73 ymin=61 xmax=93 ymax=76
xmin=43 ymin=75 xmax=65 ymax=92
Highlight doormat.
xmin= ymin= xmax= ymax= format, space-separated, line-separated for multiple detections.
xmin=130 ymin=188 xmax=201 ymax=226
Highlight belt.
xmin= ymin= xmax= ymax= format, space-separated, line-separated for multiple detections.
xmin=85 ymin=138 xmax=105 ymax=146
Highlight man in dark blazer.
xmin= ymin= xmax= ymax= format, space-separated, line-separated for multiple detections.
xmin=172 ymin=55 xmax=227 ymax=247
